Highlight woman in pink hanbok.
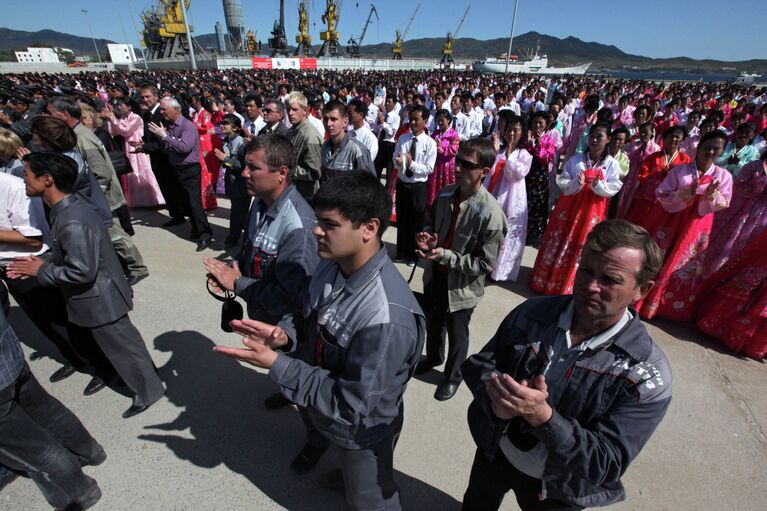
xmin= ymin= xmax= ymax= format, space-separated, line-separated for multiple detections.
xmin=615 ymin=122 xmax=660 ymax=219
xmin=192 ymin=95 xmax=218 ymax=210
xmin=104 ymin=100 xmax=165 ymax=207
xmin=635 ymin=131 xmax=733 ymax=320
xmin=483 ymin=115 xmax=532 ymax=281
xmin=701 ymin=155 xmax=767 ymax=276
xmin=427 ymin=109 xmax=460 ymax=208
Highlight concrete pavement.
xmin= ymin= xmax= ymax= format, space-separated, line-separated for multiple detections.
xmin=2 ymin=198 xmax=765 ymax=510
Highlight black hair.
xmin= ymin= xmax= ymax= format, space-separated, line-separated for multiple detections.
xmin=221 ymin=113 xmax=242 ymax=130
xmin=584 ymin=94 xmax=600 ymax=113
xmin=409 ymin=104 xmax=430 ymax=122
xmin=662 ymin=125 xmax=688 ymax=140
xmin=434 ymin=108 xmax=451 ymax=122
xmin=596 ymin=107 xmax=614 ymax=125
xmin=347 ymin=98 xmax=368 ymax=117
xmin=243 ymin=94 xmax=263 ymax=108
xmin=313 ymin=170 xmax=391 ymax=238
xmin=323 ymin=99 xmax=347 ymax=116
xmin=504 ymin=113 xmax=527 ymax=146
xmin=244 ymin=133 xmax=295 ymax=173
xmin=699 ymin=129 xmax=728 ymax=147
xmin=610 ymin=126 xmax=630 ymax=140
xmin=25 ymin=152 xmax=78 ymax=193
xmin=458 ymin=138 xmax=496 ymax=168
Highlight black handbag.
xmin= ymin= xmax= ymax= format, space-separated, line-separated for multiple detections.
xmin=206 ymin=279 xmax=244 ymax=332
xmin=109 ymin=150 xmax=134 ymax=176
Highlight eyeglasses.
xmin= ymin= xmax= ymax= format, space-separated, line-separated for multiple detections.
xmin=455 ymin=157 xmax=484 ymax=171
xmin=261 ymin=108 xmax=273 ymax=114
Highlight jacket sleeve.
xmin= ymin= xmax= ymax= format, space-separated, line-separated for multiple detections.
xmin=355 ymin=146 xmax=376 ymax=176
xmin=268 ymin=323 xmax=416 ymax=426
xmin=235 ymin=226 xmax=317 ymax=320
xmin=438 ymin=208 xmax=507 ymax=276
xmin=37 ymin=220 xmax=99 ymax=288
xmin=530 ymin=358 xmax=672 ymax=487
xmin=222 ymin=138 xmax=244 ymax=175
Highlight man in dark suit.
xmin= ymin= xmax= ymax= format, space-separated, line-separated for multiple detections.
xmin=131 ymin=84 xmax=186 ymax=227
xmin=8 ymin=152 xmax=165 ymax=419
xmin=257 ymin=98 xmax=290 ymax=137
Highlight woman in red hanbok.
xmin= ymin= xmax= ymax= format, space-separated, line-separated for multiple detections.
xmin=694 ymin=229 xmax=767 ymax=359
xmin=531 ymin=123 xmax=623 ymax=295
xmin=192 ymin=95 xmax=218 ymax=210
xmin=615 ymin=122 xmax=660 ymax=219
xmin=625 ymin=125 xmax=691 ymax=227
xmin=635 ymin=131 xmax=733 ymax=320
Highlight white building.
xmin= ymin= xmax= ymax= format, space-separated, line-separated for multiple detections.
xmin=14 ymin=47 xmax=60 ymax=63
xmin=106 ymin=43 xmax=137 ymax=65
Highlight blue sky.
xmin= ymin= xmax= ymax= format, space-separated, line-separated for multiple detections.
xmin=4 ymin=0 xmax=763 ymax=61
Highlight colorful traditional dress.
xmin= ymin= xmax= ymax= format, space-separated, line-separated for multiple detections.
xmin=524 ymin=131 xmax=559 ymax=243
xmin=193 ymin=108 xmax=218 ymax=210
xmin=530 ymin=153 xmax=623 ymax=295
xmin=624 ymin=149 xmax=692 ymax=227
xmin=694 ymin=229 xmax=767 ymax=359
xmin=702 ymin=158 xmax=767 ymax=276
xmin=484 ymin=147 xmax=533 ymax=281
xmin=716 ymin=142 xmax=760 ymax=177
xmin=615 ymin=139 xmax=660 ymax=219
xmin=635 ymin=162 xmax=733 ymax=320
xmin=427 ymin=127 xmax=459 ymax=206
xmin=107 ymin=112 xmax=165 ymax=207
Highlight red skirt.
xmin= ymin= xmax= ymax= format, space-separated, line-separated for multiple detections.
xmin=530 ymin=188 xmax=607 ymax=295
xmin=694 ymin=231 xmax=767 ymax=359
xmin=635 ymin=198 xmax=712 ymax=320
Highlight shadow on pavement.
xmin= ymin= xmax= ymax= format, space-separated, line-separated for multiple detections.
xmin=129 ymin=208 xmax=231 ymax=246
xmin=141 ymin=330 xmax=460 ymax=510
xmin=487 ymin=264 xmax=538 ymax=300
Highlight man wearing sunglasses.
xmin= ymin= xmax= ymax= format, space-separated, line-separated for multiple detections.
xmin=257 ymin=100 xmax=289 ymax=137
xmin=415 ymin=138 xmax=507 ymax=401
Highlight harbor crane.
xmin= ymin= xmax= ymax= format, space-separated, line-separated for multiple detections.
xmin=294 ymin=0 xmax=315 ymax=56
xmin=346 ymin=4 xmax=378 ymax=58
xmin=440 ymin=4 xmax=470 ymax=66
xmin=268 ymin=0 xmax=289 ymax=56
xmin=318 ymin=0 xmax=341 ymax=57
xmin=392 ymin=2 xmax=420 ymax=60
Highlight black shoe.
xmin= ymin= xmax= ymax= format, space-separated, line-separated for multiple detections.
xmin=122 ymin=403 xmax=150 ymax=419
xmin=80 ymin=446 xmax=107 ymax=468
xmin=83 ymin=377 xmax=106 ymax=396
xmin=162 ymin=218 xmax=186 ymax=227
xmin=434 ymin=381 xmax=460 ymax=401
xmin=264 ymin=392 xmax=291 ymax=410
xmin=414 ymin=356 xmax=440 ymax=375
xmin=290 ymin=443 xmax=328 ymax=474
xmin=317 ymin=468 xmax=345 ymax=491
xmin=196 ymin=238 xmax=213 ymax=252
xmin=50 ymin=365 xmax=76 ymax=383
xmin=126 ymin=273 xmax=149 ymax=286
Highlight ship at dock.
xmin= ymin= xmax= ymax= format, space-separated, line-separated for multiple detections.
xmin=472 ymin=51 xmax=590 ymax=75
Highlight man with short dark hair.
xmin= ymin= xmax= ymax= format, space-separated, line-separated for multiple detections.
xmin=347 ymin=98 xmax=378 ymax=162
xmin=215 ymin=171 xmax=425 ymax=511
xmin=242 ymin=94 xmax=265 ymax=140
xmin=415 ymin=138 xmax=507 ymax=401
xmin=258 ymin=99 xmax=289 ymax=137
xmin=460 ymin=219 xmax=672 ymax=511
xmin=320 ymin=100 xmax=375 ymax=184
xmin=8 ymin=152 xmax=165 ymax=419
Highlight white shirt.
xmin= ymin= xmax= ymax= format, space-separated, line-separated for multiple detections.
xmin=308 ymin=114 xmax=326 ymax=139
xmin=392 ymin=131 xmax=437 ymax=184
xmin=0 ymin=173 xmax=50 ymax=260
xmin=450 ymin=111 xmax=471 ymax=141
xmin=379 ymin=110 xmax=401 ymax=143
xmin=244 ymin=116 xmax=266 ymax=137
xmin=350 ymin=125 xmax=379 ymax=161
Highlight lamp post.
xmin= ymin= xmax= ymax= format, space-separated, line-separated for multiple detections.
xmin=504 ymin=0 xmax=519 ymax=74
xmin=81 ymin=9 xmax=103 ymax=63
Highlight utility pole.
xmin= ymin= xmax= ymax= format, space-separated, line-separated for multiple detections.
xmin=178 ymin=0 xmax=197 ymax=70
xmin=126 ymin=0 xmax=149 ymax=70
xmin=81 ymin=9 xmax=103 ymax=63
xmin=505 ymin=0 xmax=519 ymax=74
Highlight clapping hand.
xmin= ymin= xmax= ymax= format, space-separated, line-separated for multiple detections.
xmin=485 ymin=372 xmax=552 ymax=427
xmin=415 ymin=231 xmax=441 ymax=261
xmin=128 ymin=140 xmax=144 ymax=153
xmin=213 ymin=148 xmax=227 ymax=161
xmin=704 ymin=179 xmax=720 ymax=200
xmin=147 ymin=122 xmax=166 ymax=139
xmin=213 ymin=318 xmax=289 ymax=369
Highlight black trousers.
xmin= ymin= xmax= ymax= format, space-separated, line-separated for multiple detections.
xmin=3 ymin=276 xmax=115 ymax=381
xmin=425 ymin=269 xmax=474 ymax=383
xmin=375 ymin=141 xmax=396 ymax=184
xmin=150 ymin=157 xmax=185 ymax=220
xmin=175 ymin=163 xmax=213 ymax=241
xmin=0 ymin=364 xmax=103 ymax=509
xmin=462 ymin=449 xmax=584 ymax=511
xmin=395 ymin=180 xmax=426 ymax=261
xmin=227 ymin=196 xmax=252 ymax=244
xmin=114 ymin=204 xmax=134 ymax=235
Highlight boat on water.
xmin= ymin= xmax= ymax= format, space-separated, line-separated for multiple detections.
xmin=472 ymin=52 xmax=591 ymax=75
xmin=733 ymin=72 xmax=763 ymax=85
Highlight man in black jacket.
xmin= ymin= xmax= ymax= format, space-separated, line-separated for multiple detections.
xmin=131 ymin=84 xmax=186 ymax=227
xmin=461 ymin=220 xmax=672 ymax=510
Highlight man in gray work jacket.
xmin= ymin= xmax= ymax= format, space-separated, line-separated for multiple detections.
xmin=319 ymin=100 xmax=375 ymax=184
xmin=216 ymin=171 xmax=425 ymax=511
xmin=460 ymin=220 xmax=672 ymax=511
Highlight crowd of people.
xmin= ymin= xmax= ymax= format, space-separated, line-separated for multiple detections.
xmin=0 ymin=66 xmax=765 ymax=510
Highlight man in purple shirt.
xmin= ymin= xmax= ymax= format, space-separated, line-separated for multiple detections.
xmin=146 ymin=97 xmax=213 ymax=251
